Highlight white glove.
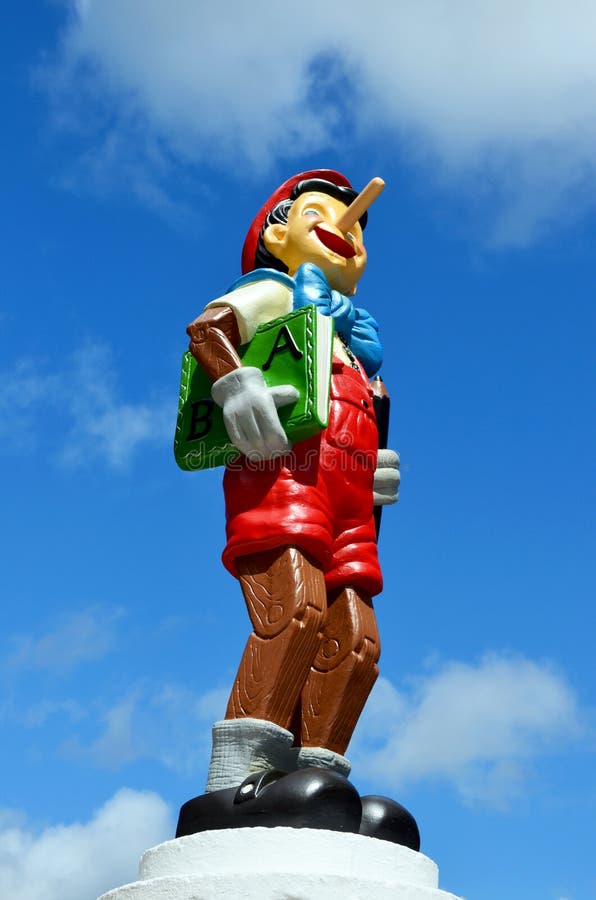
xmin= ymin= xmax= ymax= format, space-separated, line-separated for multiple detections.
xmin=211 ymin=366 xmax=299 ymax=460
xmin=373 ymin=448 xmax=400 ymax=505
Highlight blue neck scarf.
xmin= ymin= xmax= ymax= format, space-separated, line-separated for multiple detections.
xmin=292 ymin=263 xmax=383 ymax=377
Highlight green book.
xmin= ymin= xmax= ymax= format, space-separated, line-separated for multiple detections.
xmin=174 ymin=304 xmax=334 ymax=470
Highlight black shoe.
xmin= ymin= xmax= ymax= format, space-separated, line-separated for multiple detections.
xmin=176 ymin=767 xmax=362 ymax=838
xmin=358 ymin=795 xmax=420 ymax=850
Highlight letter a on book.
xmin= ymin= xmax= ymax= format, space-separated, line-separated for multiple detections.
xmin=174 ymin=304 xmax=334 ymax=470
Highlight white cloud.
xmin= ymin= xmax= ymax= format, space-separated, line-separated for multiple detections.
xmin=6 ymin=608 xmax=120 ymax=674
xmin=0 ymin=789 xmax=172 ymax=900
xmin=58 ymin=343 xmax=173 ymax=468
xmin=76 ymin=694 xmax=139 ymax=768
xmin=19 ymin=699 xmax=86 ymax=728
xmin=64 ymin=684 xmax=229 ymax=775
xmin=0 ymin=359 xmax=62 ymax=451
xmin=0 ymin=343 xmax=172 ymax=468
xmin=46 ymin=0 xmax=596 ymax=243
xmin=350 ymin=655 xmax=582 ymax=808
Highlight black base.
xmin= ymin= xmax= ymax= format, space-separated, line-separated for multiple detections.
xmin=176 ymin=768 xmax=420 ymax=850
xmin=359 ymin=795 xmax=420 ymax=850
xmin=176 ymin=767 xmax=361 ymax=837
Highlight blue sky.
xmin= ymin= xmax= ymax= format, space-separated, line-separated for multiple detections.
xmin=1 ymin=3 xmax=595 ymax=898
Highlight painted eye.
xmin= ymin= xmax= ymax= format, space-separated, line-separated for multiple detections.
xmin=302 ymin=208 xmax=320 ymax=217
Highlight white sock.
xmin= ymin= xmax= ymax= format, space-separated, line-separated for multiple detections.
xmin=292 ymin=745 xmax=351 ymax=778
xmin=205 ymin=718 xmax=295 ymax=792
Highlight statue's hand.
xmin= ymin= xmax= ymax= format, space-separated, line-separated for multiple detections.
xmin=211 ymin=366 xmax=298 ymax=460
xmin=373 ymin=448 xmax=400 ymax=505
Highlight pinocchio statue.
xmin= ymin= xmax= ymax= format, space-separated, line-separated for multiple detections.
xmin=175 ymin=170 xmax=419 ymax=848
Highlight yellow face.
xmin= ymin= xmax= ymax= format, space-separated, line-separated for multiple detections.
xmin=263 ymin=191 xmax=367 ymax=295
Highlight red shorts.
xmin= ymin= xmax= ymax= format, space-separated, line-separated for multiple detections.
xmin=222 ymin=360 xmax=383 ymax=597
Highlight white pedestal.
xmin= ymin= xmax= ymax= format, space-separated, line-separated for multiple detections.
xmin=98 ymin=828 xmax=463 ymax=900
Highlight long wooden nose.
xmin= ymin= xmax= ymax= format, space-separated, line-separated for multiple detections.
xmin=335 ymin=177 xmax=385 ymax=234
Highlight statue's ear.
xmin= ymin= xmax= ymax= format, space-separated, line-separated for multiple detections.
xmin=263 ymin=222 xmax=287 ymax=256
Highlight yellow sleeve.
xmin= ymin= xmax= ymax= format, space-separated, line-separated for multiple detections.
xmin=206 ymin=278 xmax=293 ymax=345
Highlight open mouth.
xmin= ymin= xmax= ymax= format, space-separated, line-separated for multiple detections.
xmin=313 ymin=225 xmax=357 ymax=259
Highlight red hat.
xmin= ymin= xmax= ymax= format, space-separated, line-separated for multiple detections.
xmin=241 ymin=169 xmax=354 ymax=274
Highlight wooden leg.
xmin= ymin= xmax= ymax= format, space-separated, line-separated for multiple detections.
xmin=226 ymin=546 xmax=327 ymax=731
xmin=293 ymin=587 xmax=381 ymax=755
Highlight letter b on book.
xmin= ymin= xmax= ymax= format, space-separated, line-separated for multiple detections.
xmin=174 ymin=305 xmax=334 ymax=470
